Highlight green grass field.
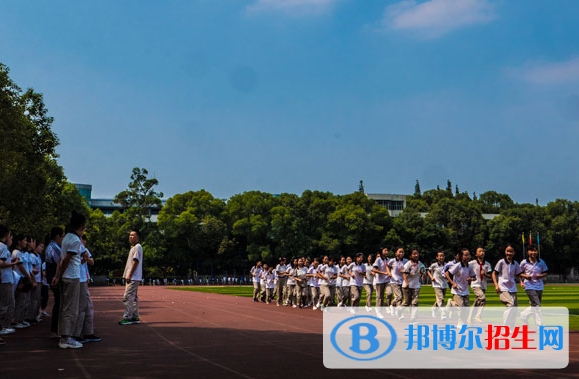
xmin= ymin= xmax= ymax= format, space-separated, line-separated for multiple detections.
xmin=169 ymin=284 xmax=579 ymax=329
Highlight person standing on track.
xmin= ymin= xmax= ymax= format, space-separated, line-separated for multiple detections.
xmin=348 ymin=253 xmax=366 ymax=314
xmin=388 ymin=248 xmax=407 ymax=316
xmin=372 ymin=248 xmax=391 ymax=318
xmin=0 ymin=225 xmax=17 ymax=339
xmin=307 ymin=258 xmax=320 ymax=310
xmin=274 ymin=257 xmax=287 ymax=306
xmin=119 ymin=230 xmax=143 ymax=326
xmin=45 ymin=227 xmax=64 ymax=338
xmin=363 ymin=253 xmax=375 ymax=312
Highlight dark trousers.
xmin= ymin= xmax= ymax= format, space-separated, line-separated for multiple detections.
xmin=50 ymin=284 xmax=60 ymax=333
xmin=41 ymin=285 xmax=49 ymax=310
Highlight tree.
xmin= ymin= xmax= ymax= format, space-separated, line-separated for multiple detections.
xmin=114 ymin=167 xmax=164 ymax=229
xmin=414 ymin=180 xmax=421 ymax=196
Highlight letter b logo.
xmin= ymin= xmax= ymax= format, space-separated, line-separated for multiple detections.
xmin=349 ymin=323 xmax=380 ymax=354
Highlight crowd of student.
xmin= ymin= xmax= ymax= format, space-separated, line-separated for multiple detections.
xmin=0 ymin=212 xmax=101 ymax=348
xmin=250 ymin=244 xmax=548 ymax=327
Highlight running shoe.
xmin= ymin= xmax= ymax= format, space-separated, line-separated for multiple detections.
xmin=118 ymin=318 xmax=134 ymax=325
xmin=131 ymin=317 xmax=141 ymax=324
xmin=83 ymin=334 xmax=102 ymax=342
xmin=59 ymin=337 xmax=83 ymax=349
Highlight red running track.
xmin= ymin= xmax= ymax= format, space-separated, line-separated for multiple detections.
xmin=1 ymin=286 xmax=577 ymax=379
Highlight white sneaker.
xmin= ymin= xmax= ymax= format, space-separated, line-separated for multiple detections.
xmin=398 ymin=314 xmax=405 ymax=320
xmin=376 ymin=312 xmax=384 ymax=319
xmin=312 ymin=306 xmax=318 ymax=310
xmin=41 ymin=311 xmax=50 ymax=317
xmin=386 ymin=307 xmax=392 ymax=315
xmin=292 ymin=304 xmax=297 ymax=308
xmin=431 ymin=306 xmax=436 ymax=318
xmin=59 ymin=337 xmax=83 ymax=349
xmin=14 ymin=323 xmax=26 ymax=329
xmin=365 ymin=306 xmax=372 ymax=312
xmin=0 ymin=328 xmax=15 ymax=335
xmin=337 ymin=302 xmax=343 ymax=307
xmin=441 ymin=315 xmax=447 ymax=321
xmin=22 ymin=321 xmax=31 ymax=327
xmin=350 ymin=308 xmax=357 ymax=315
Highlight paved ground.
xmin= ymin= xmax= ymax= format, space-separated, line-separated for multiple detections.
xmin=1 ymin=286 xmax=577 ymax=379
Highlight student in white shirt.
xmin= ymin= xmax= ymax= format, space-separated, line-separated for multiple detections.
xmin=519 ymin=244 xmax=548 ymax=326
xmin=294 ymin=258 xmax=308 ymax=308
xmin=12 ymin=234 xmax=32 ymax=329
xmin=372 ymin=248 xmax=392 ymax=318
xmin=285 ymin=258 xmax=298 ymax=306
xmin=316 ymin=256 xmax=329 ymax=308
xmin=52 ymin=211 xmax=88 ymax=349
xmin=274 ymin=257 xmax=287 ymax=306
xmin=399 ymin=249 xmax=426 ymax=323
xmin=446 ymin=248 xmax=476 ymax=327
xmin=28 ymin=241 xmax=43 ymax=323
xmin=348 ymin=253 xmax=366 ymax=313
xmin=264 ymin=266 xmax=276 ymax=304
xmin=320 ymin=257 xmax=338 ymax=311
xmin=468 ymin=247 xmax=492 ymax=324
xmin=250 ymin=260 xmax=263 ymax=302
xmin=443 ymin=250 xmax=462 ymax=317
xmin=336 ymin=256 xmax=350 ymax=307
xmin=307 ymin=258 xmax=321 ymax=310
xmin=259 ymin=263 xmax=268 ymax=302
xmin=363 ymin=253 xmax=375 ymax=312
xmin=428 ymin=251 xmax=448 ymax=320
xmin=492 ymin=244 xmax=522 ymax=328
xmin=0 ymin=226 xmax=18 ymax=338
xmin=45 ymin=227 xmax=64 ymax=337
xmin=304 ymin=258 xmax=313 ymax=307
xmin=388 ymin=248 xmax=407 ymax=315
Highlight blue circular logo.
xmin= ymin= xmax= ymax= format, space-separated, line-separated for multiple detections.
xmin=330 ymin=315 xmax=397 ymax=361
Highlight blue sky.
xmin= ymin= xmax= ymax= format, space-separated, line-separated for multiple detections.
xmin=1 ymin=0 xmax=579 ymax=203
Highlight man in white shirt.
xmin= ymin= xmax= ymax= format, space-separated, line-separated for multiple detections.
xmin=492 ymin=244 xmax=522 ymax=328
xmin=250 ymin=260 xmax=263 ymax=303
xmin=119 ymin=230 xmax=144 ymax=325
xmin=519 ymin=244 xmax=548 ymax=326
xmin=468 ymin=247 xmax=492 ymax=324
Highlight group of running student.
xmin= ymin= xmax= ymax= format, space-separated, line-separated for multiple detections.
xmin=0 ymin=211 xmax=101 ymax=348
xmin=250 ymin=243 xmax=548 ymax=327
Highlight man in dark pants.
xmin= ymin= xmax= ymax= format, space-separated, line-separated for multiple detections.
xmin=45 ymin=227 xmax=64 ymax=338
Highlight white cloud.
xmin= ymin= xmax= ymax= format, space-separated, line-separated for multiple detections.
xmin=383 ymin=0 xmax=497 ymax=39
xmin=247 ymin=0 xmax=338 ymax=16
xmin=510 ymin=58 xmax=579 ymax=85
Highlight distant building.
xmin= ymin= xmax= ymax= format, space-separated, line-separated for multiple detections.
xmin=74 ymin=183 xmax=165 ymax=222
xmin=366 ymin=194 xmax=407 ymax=217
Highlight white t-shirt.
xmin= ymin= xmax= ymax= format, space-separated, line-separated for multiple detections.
xmin=31 ymin=253 xmax=42 ymax=282
xmin=308 ymin=266 xmax=319 ymax=287
xmin=275 ymin=264 xmax=287 ymax=279
xmin=469 ymin=259 xmax=492 ymax=289
xmin=520 ymin=259 xmax=548 ymax=291
xmin=79 ymin=246 xmax=92 ymax=283
xmin=402 ymin=260 xmax=426 ymax=289
xmin=0 ymin=242 xmax=14 ymax=284
xmin=250 ymin=266 xmax=262 ymax=283
xmin=373 ymin=257 xmax=390 ymax=284
xmin=325 ymin=265 xmax=338 ymax=286
xmin=123 ymin=243 xmax=143 ymax=281
xmin=41 ymin=261 xmax=48 ymax=286
xmin=429 ymin=262 xmax=447 ymax=289
xmin=12 ymin=250 xmax=30 ymax=276
xmin=61 ymin=233 xmax=82 ymax=280
xmin=337 ymin=264 xmax=349 ymax=287
xmin=449 ymin=262 xmax=475 ymax=296
xmin=265 ymin=271 xmax=275 ymax=289
xmin=363 ymin=263 xmax=375 ymax=285
xmin=317 ymin=264 xmax=328 ymax=286
xmin=348 ymin=263 xmax=366 ymax=287
xmin=494 ymin=258 xmax=522 ymax=293
xmin=388 ymin=258 xmax=408 ymax=285
xmin=286 ymin=267 xmax=296 ymax=285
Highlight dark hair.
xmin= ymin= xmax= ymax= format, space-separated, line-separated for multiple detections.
xmin=527 ymin=244 xmax=538 ymax=252
xmin=131 ymin=229 xmax=141 ymax=239
xmin=355 ymin=252 xmax=364 ymax=259
xmin=0 ymin=224 xmax=9 ymax=240
xmin=11 ymin=234 xmax=26 ymax=250
xmin=50 ymin=227 xmax=64 ymax=240
xmin=328 ymin=256 xmax=335 ymax=263
xmin=69 ymin=211 xmax=87 ymax=231
xmin=81 ymin=234 xmax=87 ymax=241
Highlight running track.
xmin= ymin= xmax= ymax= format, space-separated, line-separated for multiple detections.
xmin=1 ymin=286 xmax=577 ymax=379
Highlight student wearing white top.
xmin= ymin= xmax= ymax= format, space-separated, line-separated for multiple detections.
xmin=443 ymin=250 xmax=462 ymax=317
xmin=304 ymin=258 xmax=313 ymax=307
xmin=259 ymin=263 xmax=269 ymax=302
xmin=336 ymin=256 xmax=351 ymax=307
xmin=285 ymin=258 xmax=298 ymax=306
xmin=12 ymin=235 xmax=32 ymax=329
xmin=119 ymin=229 xmax=144 ymax=326
xmin=74 ymin=235 xmax=100 ymax=343
xmin=250 ymin=260 xmax=263 ymax=302
xmin=348 ymin=253 xmax=366 ymax=312
xmin=264 ymin=266 xmax=276 ymax=304
xmin=45 ymin=227 xmax=64 ymax=337
xmin=52 ymin=211 xmax=87 ymax=349
xmin=428 ymin=251 xmax=448 ymax=320
xmin=446 ymin=249 xmax=476 ymax=327
xmin=468 ymin=247 xmax=492 ymax=324
xmin=388 ymin=248 xmax=407 ymax=315
xmin=519 ymin=244 xmax=548 ymax=326
xmin=307 ymin=258 xmax=321 ymax=310
xmin=274 ymin=257 xmax=287 ymax=306
xmin=492 ymin=244 xmax=522 ymax=328
xmin=294 ymin=259 xmax=308 ymax=308
xmin=27 ymin=241 xmax=43 ymax=323
xmin=363 ymin=254 xmax=375 ymax=312
xmin=0 ymin=226 xmax=18 ymax=338
xmin=319 ymin=257 xmax=338 ymax=310
xmin=399 ymin=250 xmax=426 ymax=323
xmin=316 ymin=256 xmax=329 ymax=308
xmin=372 ymin=248 xmax=392 ymax=317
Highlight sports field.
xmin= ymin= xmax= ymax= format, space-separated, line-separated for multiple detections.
xmin=170 ymin=284 xmax=579 ymax=329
